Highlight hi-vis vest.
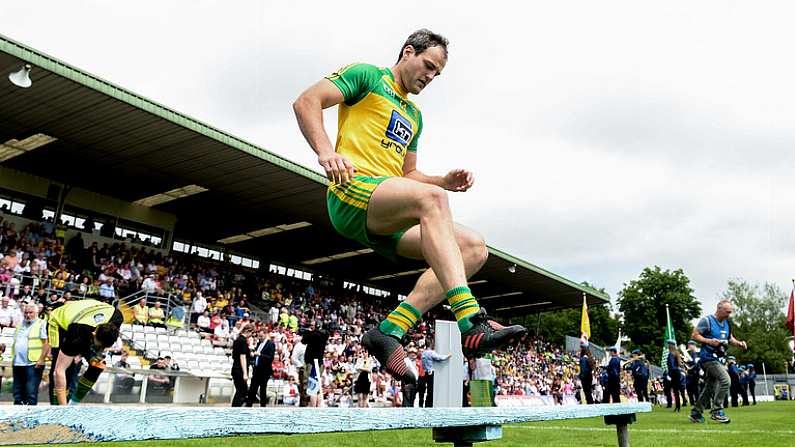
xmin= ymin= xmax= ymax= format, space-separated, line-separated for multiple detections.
xmin=49 ymin=299 xmax=116 ymax=330
xmin=133 ymin=303 xmax=149 ymax=322
xmin=12 ymin=318 xmax=46 ymax=362
xmin=148 ymin=307 xmax=164 ymax=324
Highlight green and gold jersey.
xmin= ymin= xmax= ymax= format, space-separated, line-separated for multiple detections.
xmin=326 ymin=63 xmax=423 ymax=178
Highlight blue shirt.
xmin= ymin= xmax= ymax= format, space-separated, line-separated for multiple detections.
xmin=697 ymin=315 xmax=730 ymax=363
xmin=421 ymin=350 xmax=449 ymax=374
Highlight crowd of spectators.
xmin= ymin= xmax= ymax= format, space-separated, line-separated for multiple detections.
xmin=2 ymin=210 xmax=647 ymax=407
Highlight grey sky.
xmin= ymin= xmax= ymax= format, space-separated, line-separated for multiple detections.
xmin=2 ymin=1 xmax=793 ymax=315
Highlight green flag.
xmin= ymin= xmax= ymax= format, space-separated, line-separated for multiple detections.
xmin=661 ymin=304 xmax=675 ymax=370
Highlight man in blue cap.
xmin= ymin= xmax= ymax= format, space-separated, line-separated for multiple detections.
xmin=627 ymin=349 xmax=649 ymax=402
xmin=603 ymin=346 xmax=621 ymax=403
xmin=685 ymin=340 xmax=701 ymax=405
xmin=688 ymin=300 xmax=747 ymax=424
xmin=746 ymin=364 xmax=757 ymax=405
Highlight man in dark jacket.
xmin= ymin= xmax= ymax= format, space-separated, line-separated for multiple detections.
xmin=301 ymin=324 xmax=328 ymax=407
xmin=231 ymin=325 xmax=253 ymax=407
xmin=628 ymin=349 xmax=649 ymax=402
xmin=246 ymin=327 xmax=275 ymax=407
xmin=603 ymin=346 xmax=621 ymax=403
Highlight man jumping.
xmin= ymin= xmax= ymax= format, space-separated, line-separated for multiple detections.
xmin=293 ymin=29 xmax=526 ymax=385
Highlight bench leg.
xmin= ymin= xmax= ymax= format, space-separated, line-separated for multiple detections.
xmin=604 ymin=413 xmax=635 ymax=447
xmin=616 ymin=423 xmax=630 ymax=447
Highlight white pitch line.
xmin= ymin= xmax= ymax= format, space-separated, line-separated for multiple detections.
xmin=505 ymin=425 xmax=795 ymax=435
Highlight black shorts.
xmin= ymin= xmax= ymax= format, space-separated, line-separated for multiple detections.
xmin=354 ymin=372 xmax=370 ymax=395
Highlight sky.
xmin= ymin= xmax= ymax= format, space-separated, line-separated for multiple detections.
xmin=2 ymin=1 xmax=793 ymax=315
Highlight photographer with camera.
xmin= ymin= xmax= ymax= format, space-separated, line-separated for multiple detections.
xmin=688 ymin=300 xmax=747 ymax=424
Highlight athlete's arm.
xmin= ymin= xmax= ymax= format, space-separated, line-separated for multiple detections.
xmin=293 ymin=79 xmax=356 ymax=185
xmin=691 ymin=326 xmax=720 ymax=347
xmin=402 ymin=152 xmax=475 ymax=192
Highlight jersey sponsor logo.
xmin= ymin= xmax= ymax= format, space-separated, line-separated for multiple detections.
xmin=385 ymin=110 xmax=413 ymax=146
xmin=381 ymin=139 xmax=405 ymax=154
xmin=94 ymin=313 xmax=106 ymax=324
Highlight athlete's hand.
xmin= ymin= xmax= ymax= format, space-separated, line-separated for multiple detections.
xmin=443 ymin=169 xmax=474 ymax=192
xmin=318 ymin=152 xmax=356 ymax=185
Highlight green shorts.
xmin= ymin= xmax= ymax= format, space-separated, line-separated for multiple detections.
xmin=326 ymin=175 xmax=409 ymax=262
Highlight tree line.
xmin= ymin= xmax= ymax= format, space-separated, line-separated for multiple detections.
xmin=523 ymin=267 xmax=792 ymax=373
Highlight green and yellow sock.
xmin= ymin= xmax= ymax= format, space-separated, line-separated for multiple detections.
xmin=447 ymin=285 xmax=480 ymax=332
xmin=379 ymin=301 xmax=421 ymax=339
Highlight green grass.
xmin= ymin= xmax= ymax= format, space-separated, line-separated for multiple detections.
xmin=27 ymin=401 xmax=795 ymax=447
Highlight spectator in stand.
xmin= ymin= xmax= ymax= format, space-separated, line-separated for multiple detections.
xmin=132 ymin=300 xmax=148 ymax=326
xmin=190 ymin=291 xmax=207 ymax=326
xmin=141 ymin=274 xmax=159 ymax=294
xmin=98 ymin=278 xmax=115 ymax=301
xmin=12 ymin=303 xmax=49 ymax=405
xmin=288 ymin=313 xmax=299 ymax=333
xmin=112 ymin=349 xmax=135 ymax=394
xmin=213 ymin=317 xmax=231 ymax=346
xmin=148 ymin=301 xmax=166 ymax=329
xmin=268 ymin=305 xmax=279 ymax=326
xmin=148 ymin=357 xmax=172 ymax=390
xmin=17 ymin=285 xmax=33 ymax=302
xmin=282 ymin=376 xmax=300 ymax=406
xmin=231 ymin=325 xmax=254 ymax=407
xmin=196 ymin=310 xmax=211 ymax=333
xmin=0 ymin=296 xmax=20 ymax=328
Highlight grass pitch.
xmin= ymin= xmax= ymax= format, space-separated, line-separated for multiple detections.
xmin=24 ymin=401 xmax=794 ymax=447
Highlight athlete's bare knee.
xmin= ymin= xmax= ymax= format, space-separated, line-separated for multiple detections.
xmin=417 ymin=185 xmax=449 ymax=216
xmin=462 ymin=232 xmax=488 ymax=272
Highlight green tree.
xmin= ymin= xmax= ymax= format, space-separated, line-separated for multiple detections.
xmin=526 ymin=283 xmax=620 ymax=348
xmin=722 ymin=279 xmax=790 ymax=373
xmin=617 ymin=266 xmax=702 ymax=365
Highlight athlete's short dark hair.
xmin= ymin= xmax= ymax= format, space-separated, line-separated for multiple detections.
xmin=397 ymin=29 xmax=449 ymax=63
xmin=95 ymin=323 xmax=120 ymax=348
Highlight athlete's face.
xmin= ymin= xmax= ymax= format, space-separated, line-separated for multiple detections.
xmin=400 ymin=45 xmax=446 ymax=94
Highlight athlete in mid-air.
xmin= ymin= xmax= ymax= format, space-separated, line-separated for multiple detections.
xmin=294 ymin=29 xmax=526 ymax=384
